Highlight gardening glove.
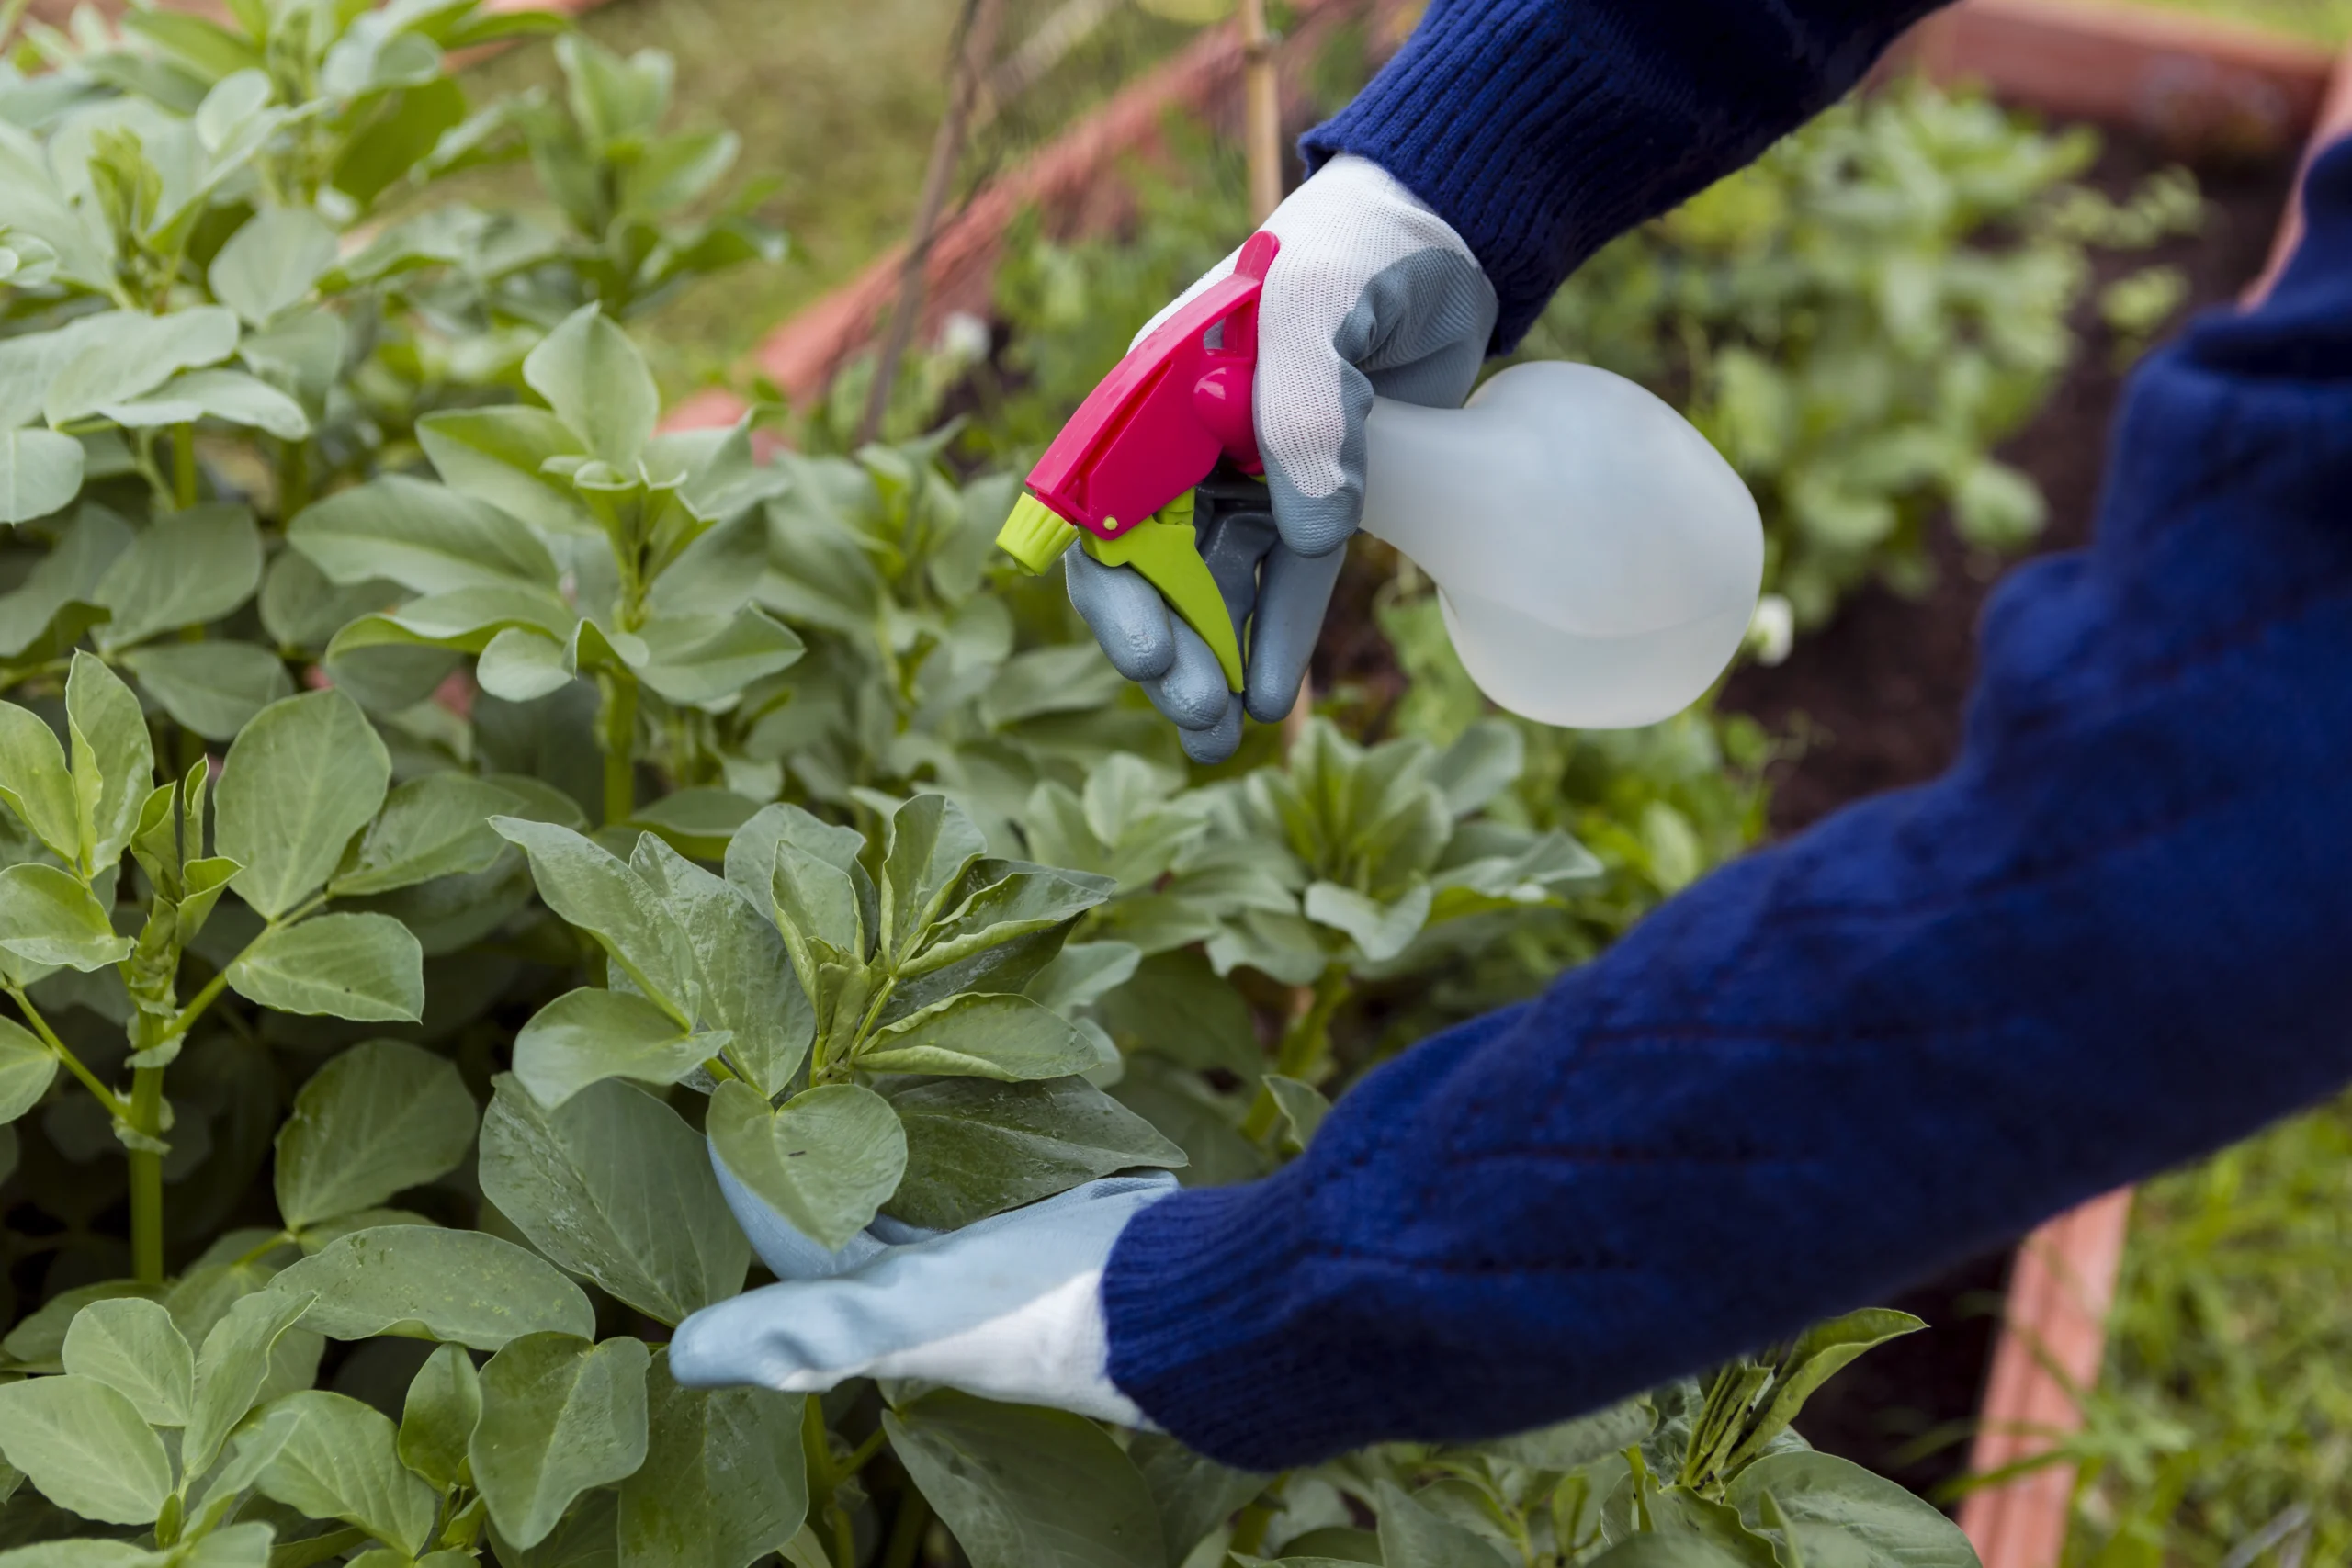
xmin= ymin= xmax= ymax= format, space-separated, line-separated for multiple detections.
xmin=671 ymin=1166 xmax=1180 ymax=1427
xmin=1066 ymin=152 xmax=1498 ymax=763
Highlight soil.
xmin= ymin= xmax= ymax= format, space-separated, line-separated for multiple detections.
xmin=1713 ymin=135 xmax=2295 ymax=1503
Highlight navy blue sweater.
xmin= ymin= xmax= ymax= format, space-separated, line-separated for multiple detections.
xmin=1102 ymin=5 xmax=2352 ymax=1468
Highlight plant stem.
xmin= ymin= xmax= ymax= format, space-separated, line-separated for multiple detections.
xmin=599 ymin=672 xmax=639 ymax=827
xmin=278 ymin=436 xmax=310 ymax=521
xmin=127 ymin=1066 xmax=165 ymax=1283
xmin=1239 ymin=964 xmax=1351 ymax=1143
xmin=6 ymin=987 xmax=128 ymax=1118
xmin=856 ymin=0 xmax=1004 ymax=446
xmin=172 ymin=423 xmax=197 ymax=510
xmin=879 ymin=1488 xmax=930 ymax=1568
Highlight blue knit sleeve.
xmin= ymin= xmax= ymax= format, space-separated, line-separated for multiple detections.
xmin=1103 ymin=143 xmax=2352 ymax=1472
xmin=1304 ymin=0 xmax=1951 ymax=345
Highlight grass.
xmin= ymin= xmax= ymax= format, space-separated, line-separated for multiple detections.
xmin=457 ymin=0 xmax=1200 ymax=391
xmin=2058 ymin=1098 xmax=2352 ymax=1565
xmin=2123 ymin=0 xmax=2352 ymax=43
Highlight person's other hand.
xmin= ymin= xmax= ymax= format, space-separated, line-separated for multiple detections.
xmin=671 ymin=1154 xmax=1179 ymax=1426
xmin=1066 ymin=152 xmax=1496 ymax=763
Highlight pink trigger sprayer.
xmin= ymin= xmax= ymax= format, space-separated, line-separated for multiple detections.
xmin=993 ymin=231 xmax=1282 ymax=693
xmin=995 ymin=229 xmax=1770 ymax=728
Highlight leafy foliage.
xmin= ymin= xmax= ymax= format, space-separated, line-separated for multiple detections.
xmin=0 ymin=7 xmax=2008 ymax=1566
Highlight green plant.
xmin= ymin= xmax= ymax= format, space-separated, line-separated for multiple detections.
xmin=0 ymin=10 xmax=1986 ymax=1566
xmin=2027 ymin=1096 xmax=2352 ymax=1567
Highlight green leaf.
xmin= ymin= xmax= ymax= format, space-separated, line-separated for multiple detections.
xmin=478 ymin=626 xmax=571 ymax=703
xmin=185 ymin=1287 xmax=315 ymax=1479
xmin=253 ymin=1390 xmax=438 ymax=1557
xmin=398 ymin=1342 xmax=481 ymax=1493
xmin=1579 ymin=1542 xmax=1753 ymax=1568
xmin=1428 ymin=719 xmax=1524 ymax=818
xmin=330 ymin=773 xmax=526 ymax=898
xmin=471 ymin=1332 xmax=650 ymax=1551
xmin=883 ymin=1389 xmax=1163 ymax=1568
xmin=44 ymin=309 xmax=240 ymax=426
xmin=218 ymin=689 xmax=391 ymax=919
xmin=489 ymin=818 xmax=694 ymax=1020
xmin=707 ymin=1079 xmax=906 ymax=1253
xmin=1091 ymin=950 xmax=1260 ymax=1078
xmin=480 ymin=1075 xmax=748 ymax=1325
xmin=208 ymin=206 xmax=338 ymax=326
xmin=1727 ymin=1451 xmax=1976 ymax=1568
xmin=631 ymin=609 xmax=804 ymax=708
xmin=491 ymin=1486 xmax=621 ymax=1568
xmin=903 ymin=863 xmax=1114 ymax=980
xmin=0 ymin=864 xmax=135 ymax=971
xmin=228 ymin=912 xmax=424 ymax=1022
xmin=855 ymin=993 xmax=1100 ymax=1081
xmin=1304 ymin=880 xmax=1433 ymax=963
xmin=289 ymin=476 xmax=560 ymax=596
xmin=1023 ymin=943 xmax=1139 ymax=1019
xmin=628 ymin=836 xmax=810 ymax=1096
xmin=0 ymin=705 xmax=75 ymax=862
xmin=1261 ymin=1075 xmax=1329 ymax=1151
xmin=90 ymin=503 xmax=264 ymax=651
xmin=510 ymin=987 xmax=718 ymax=1109
xmin=886 ymin=1077 xmax=1184 ymax=1230
xmin=414 ymin=407 xmax=594 ymax=540
xmin=271 ymin=1225 xmax=594 ymax=1350
xmin=65 ymin=651 xmax=150 ymax=876
xmin=97 ymin=369 xmax=308 ymax=441
xmin=727 ymin=804 xmax=867 ymax=915
xmin=118 ymin=642 xmax=294 ymax=741
xmin=61 ymin=1297 xmax=192 ymax=1427
xmin=1127 ymin=1433 xmax=1266 ymax=1567
xmin=524 ymin=306 xmax=658 ymax=468
xmin=0 ymin=507 xmax=128 ymax=660
xmin=0 ymin=1016 xmax=57 ymax=1122
xmin=1477 ymin=1398 xmax=1656 ymax=1472
xmin=1726 ymin=1311 xmax=1926 ymax=1472
xmin=1374 ymin=1482 xmax=1512 ymax=1568
xmin=0 ymin=429 xmax=84 ymax=524
xmin=617 ymin=1352 xmax=806 ymax=1568
xmin=0 ymin=1374 xmax=173 ymax=1524
xmin=276 ymin=1039 xmax=479 ymax=1231
xmin=878 ymin=795 xmax=986 ymax=964
xmin=768 ymin=840 xmax=865 ymax=990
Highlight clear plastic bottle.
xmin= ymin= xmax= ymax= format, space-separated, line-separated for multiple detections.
xmin=1361 ymin=361 xmax=1763 ymax=728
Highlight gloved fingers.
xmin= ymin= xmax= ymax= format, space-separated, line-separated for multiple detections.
xmin=1176 ymin=694 xmax=1245 ymax=765
xmin=1066 ymin=550 xmax=1176 ymax=682
xmin=711 ymin=1144 xmax=888 ymax=1280
xmin=1128 ymin=247 xmax=1242 ymax=353
xmin=672 ymin=1176 xmax=1179 ymax=1421
xmin=1141 ymin=618 xmax=1234 ymax=731
xmin=1245 ymin=542 xmax=1346 ymax=725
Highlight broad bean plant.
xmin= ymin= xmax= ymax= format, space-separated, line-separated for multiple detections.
xmin=0 ymin=6 xmax=1985 ymax=1568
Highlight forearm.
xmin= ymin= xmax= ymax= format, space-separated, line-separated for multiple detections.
xmin=1104 ymin=141 xmax=2352 ymax=1469
xmin=1306 ymin=0 xmax=1954 ymax=345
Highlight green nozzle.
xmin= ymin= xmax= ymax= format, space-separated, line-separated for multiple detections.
xmin=997 ymin=492 xmax=1080 ymax=575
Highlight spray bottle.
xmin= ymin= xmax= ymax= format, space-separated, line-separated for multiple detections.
xmin=993 ymin=231 xmax=1764 ymax=729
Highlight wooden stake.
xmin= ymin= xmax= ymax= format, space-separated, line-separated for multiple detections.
xmin=858 ymin=0 xmax=1007 ymax=447
xmin=1238 ymin=0 xmax=1283 ymax=223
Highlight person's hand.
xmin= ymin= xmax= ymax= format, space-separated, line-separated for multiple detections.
xmin=1067 ymin=152 xmax=1497 ymax=763
xmin=671 ymin=1154 xmax=1179 ymax=1427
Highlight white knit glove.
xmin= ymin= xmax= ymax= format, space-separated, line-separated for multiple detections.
xmin=1066 ymin=153 xmax=1498 ymax=761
